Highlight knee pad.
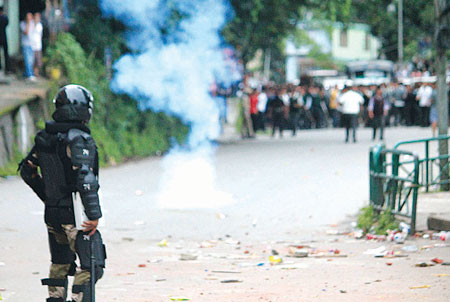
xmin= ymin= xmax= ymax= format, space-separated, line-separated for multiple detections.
xmin=48 ymin=231 xmax=76 ymax=265
xmin=75 ymin=231 xmax=106 ymax=272
xmin=41 ymin=278 xmax=68 ymax=301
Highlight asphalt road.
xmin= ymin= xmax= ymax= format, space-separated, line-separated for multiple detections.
xmin=0 ymin=126 xmax=437 ymax=301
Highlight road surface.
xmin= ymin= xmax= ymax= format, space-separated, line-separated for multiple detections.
xmin=1 ymin=126 xmax=448 ymax=301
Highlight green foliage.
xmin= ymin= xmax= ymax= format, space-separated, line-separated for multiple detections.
xmin=375 ymin=209 xmax=398 ymax=235
xmin=70 ymin=3 xmax=127 ymax=62
xmin=235 ymin=97 xmax=244 ymax=134
xmin=348 ymin=0 xmax=435 ymax=61
xmin=357 ymin=206 xmax=376 ymax=233
xmin=45 ymin=32 xmax=188 ymax=166
xmin=223 ymin=0 xmax=304 ymax=67
xmin=223 ymin=0 xmax=361 ymax=78
xmin=0 ymin=146 xmax=23 ymax=177
xmin=293 ymin=28 xmax=335 ymax=69
xmin=357 ymin=205 xmax=399 ymax=235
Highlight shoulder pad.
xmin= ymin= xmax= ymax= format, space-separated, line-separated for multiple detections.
xmin=35 ymin=130 xmax=57 ymax=150
xmin=67 ymin=128 xmax=92 ymax=142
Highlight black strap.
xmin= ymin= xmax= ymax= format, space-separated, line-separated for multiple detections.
xmin=41 ymin=278 xmax=67 ymax=287
xmin=46 ymin=298 xmax=65 ymax=302
xmin=72 ymin=284 xmax=87 ymax=293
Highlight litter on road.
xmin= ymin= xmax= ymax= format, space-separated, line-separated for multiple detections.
xmin=409 ymin=285 xmax=431 ymax=289
xmin=220 ymin=279 xmax=243 ymax=283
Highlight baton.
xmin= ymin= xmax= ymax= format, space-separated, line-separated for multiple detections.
xmin=90 ymin=234 xmax=96 ymax=302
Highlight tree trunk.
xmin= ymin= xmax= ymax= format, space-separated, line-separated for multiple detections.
xmin=434 ymin=0 xmax=449 ymax=191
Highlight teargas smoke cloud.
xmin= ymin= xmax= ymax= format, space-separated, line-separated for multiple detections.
xmin=101 ymin=0 xmax=236 ymax=208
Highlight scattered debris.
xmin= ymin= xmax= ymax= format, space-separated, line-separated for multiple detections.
xmin=366 ymin=234 xmax=387 ymax=241
xmin=149 ymin=259 xmax=163 ymax=263
xmin=435 ymin=274 xmax=450 ymax=277
xmin=340 ymin=290 xmax=347 ymax=293
xmin=199 ymin=241 xmax=216 ymax=248
xmin=288 ymin=247 xmax=308 ymax=258
xmin=170 ymin=297 xmax=190 ymax=301
xmin=364 ymin=246 xmax=386 ymax=255
xmin=386 ymin=262 xmax=393 ymax=266
xmin=158 ymin=239 xmax=168 ymax=247
xmin=238 ymin=262 xmax=265 ymax=267
xmin=220 ymin=279 xmax=243 ymax=283
xmin=211 ymin=271 xmax=242 ymax=274
xmin=138 ymin=264 xmax=147 ymax=268
xmin=122 ymin=237 xmax=134 ymax=242
xmin=431 ymin=258 xmax=444 ymax=264
xmin=401 ymin=245 xmax=418 ymax=253
xmin=180 ymin=254 xmax=198 ymax=261
xmin=415 ymin=263 xmax=435 ymax=267
xmin=409 ymin=285 xmax=431 ymax=289
xmin=269 ymin=255 xmax=282 ymax=265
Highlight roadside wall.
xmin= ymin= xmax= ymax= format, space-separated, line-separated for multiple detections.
xmin=0 ymin=96 xmax=49 ymax=167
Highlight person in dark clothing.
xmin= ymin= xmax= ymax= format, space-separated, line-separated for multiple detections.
xmin=403 ymin=85 xmax=417 ymax=126
xmin=268 ymin=88 xmax=286 ymax=138
xmin=317 ymin=88 xmax=329 ymax=128
xmin=368 ymin=87 xmax=389 ymax=140
xmin=0 ymin=6 xmax=10 ymax=73
xmin=307 ymin=87 xmax=325 ymax=128
xmin=19 ymin=85 xmax=106 ymax=302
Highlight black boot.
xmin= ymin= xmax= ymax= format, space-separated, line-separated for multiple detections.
xmin=72 ymin=283 xmax=92 ymax=302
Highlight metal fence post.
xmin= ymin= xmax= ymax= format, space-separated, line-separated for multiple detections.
xmin=410 ymin=155 xmax=420 ymax=235
xmin=391 ymin=153 xmax=400 ymax=211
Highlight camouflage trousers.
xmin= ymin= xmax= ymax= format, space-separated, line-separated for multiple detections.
xmin=46 ymin=224 xmax=90 ymax=302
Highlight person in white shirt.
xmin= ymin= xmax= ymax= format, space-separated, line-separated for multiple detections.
xmin=31 ymin=12 xmax=43 ymax=77
xmin=20 ymin=12 xmax=35 ymax=80
xmin=257 ymin=86 xmax=268 ymax=131
xmin=416 ymin=82 xmax=433 ymax=127
xmin=338 ymin=86 xmax=364 ymax=143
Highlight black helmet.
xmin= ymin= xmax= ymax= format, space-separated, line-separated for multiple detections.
xmin=52 ymin=84 xmax=94 ymax=123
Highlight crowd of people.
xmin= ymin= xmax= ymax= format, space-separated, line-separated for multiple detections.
xmin=240 ymin=80 xmax=449 ymax=141
xmin=20 ymin=12 xmax=43 ymax=81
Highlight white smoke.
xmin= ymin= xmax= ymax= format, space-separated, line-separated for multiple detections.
xmin=101 ymin=0 xmax=235 ymax=208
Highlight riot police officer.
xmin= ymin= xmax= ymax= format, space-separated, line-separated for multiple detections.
xmin=19 ymin=84 xmax=105 ymax=302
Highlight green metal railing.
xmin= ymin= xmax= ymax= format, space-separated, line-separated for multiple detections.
xmin=393 ymin=135 xmax=450 ymax=192
xmin=369 ymin=146 xmax=420 ymax=234
xmin=369 ymin=135 xmax=450 ymax=234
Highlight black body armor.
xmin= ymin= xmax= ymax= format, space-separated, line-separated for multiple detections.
xmin=20 ymin=121 xmax=102 ymax=226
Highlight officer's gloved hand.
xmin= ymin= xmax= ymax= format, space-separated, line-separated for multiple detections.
xmin=82 ymin=220 xmax=98 ymax=236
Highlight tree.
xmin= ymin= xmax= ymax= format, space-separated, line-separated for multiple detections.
xmin=434 ymin=0 xmax=450 ymax=190
xmin=349 ymin=0 xmax=435 ymax=62
xmin=222 ymin=0 xmax=301 ymax=67
xmin=222 ymin=0 xmax=352 ymax=78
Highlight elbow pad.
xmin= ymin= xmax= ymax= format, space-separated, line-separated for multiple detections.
xmin=68 ymin=129 xmax=102 ymax=220
xmin=19 ymin=148 xmax=47 ymax=202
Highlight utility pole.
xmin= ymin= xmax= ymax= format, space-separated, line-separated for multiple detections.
xmin=398 ymin=0 xmax=404 ymax=64
xmin=434 ymin=0 xmax=449 ymax=191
